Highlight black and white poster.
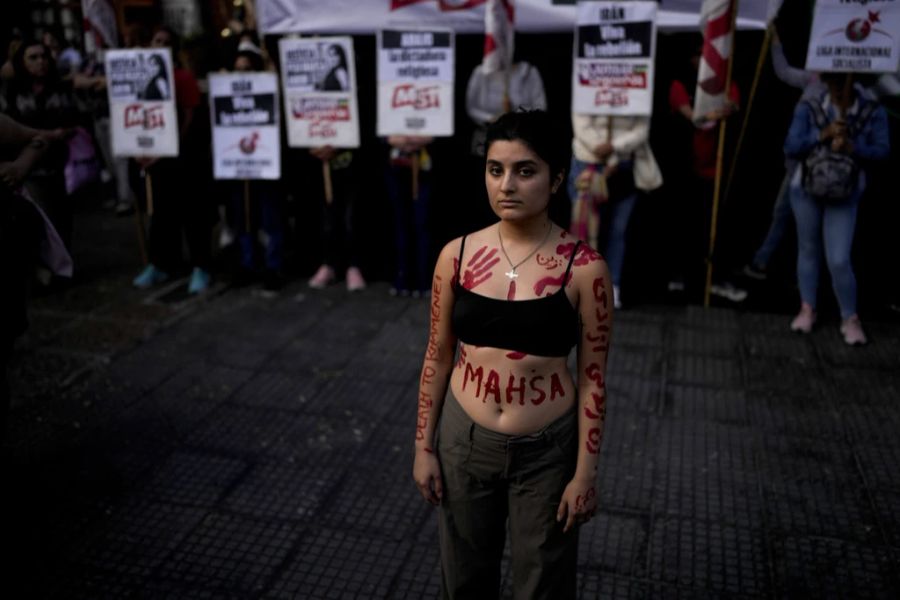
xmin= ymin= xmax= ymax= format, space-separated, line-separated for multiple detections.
xmin=278 ymin=36 xmax=360 ymax=147
xmin=209 ymin=72 xmax=281 ymax=180
xmin=377 ymin=28 xmax=455 ymax=136
xmin=105 ymin=48 xmax=179 ymax=156
xmin=572 ymin=1 xmax=657 ymax=116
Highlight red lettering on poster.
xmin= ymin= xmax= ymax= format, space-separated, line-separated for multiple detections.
xmin=391 ymin=84 xmax=441 ymax=110
xmin=124 ymin=104 xmax=165 ymax=130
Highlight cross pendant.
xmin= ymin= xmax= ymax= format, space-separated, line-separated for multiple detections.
xmin=505 ymin=269 xmax=519 ymax=279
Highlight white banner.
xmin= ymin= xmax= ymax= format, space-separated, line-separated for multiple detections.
xmin=209 ymin=73 xmax=281 ymax=180
xmin=105 ymin=49 xmax=179 ymax=157
xmin=572 ymin=1 xmax=657 ymax=116
xmin=259 ymin=0 xmax=767 ymax=34
xmin=279 ymin=37 xmax=360 ymax=148
xmin=377 ymin=28 xmax=455 ymax=136
xmin=805 ymin=0 xmax=900 ymax=73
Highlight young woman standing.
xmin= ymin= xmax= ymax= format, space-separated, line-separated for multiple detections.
xmin=412 ymin=110 xmax=613 ymax=599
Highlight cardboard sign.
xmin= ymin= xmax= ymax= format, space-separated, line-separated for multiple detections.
xmin=105 ymin=48 xmax=179 ymax=157
xmin=209 ymin=72 xmax=281 ymax=180
xmin=377 ymin=28 xmax=455 ymax=136
xmin=572 ymin=1 xmax=658 ymax=116
xmin=278 ymin=36 xmax=360 ymax=148
xmin=805 ymin=0 xmax=900 ymax=73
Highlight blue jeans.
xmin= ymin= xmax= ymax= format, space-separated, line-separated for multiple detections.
xmin=567 ymin=158 xmax=637 ymax=286
xmin=790 ymin=173 xmax=864 ymax=319
xmin=386 ymin=165 xmax=431 ymax=292
xmin=230 ymin=180 xmax=284 ymax=272
xmin=752 ymin=166 xmax=795 ymax=268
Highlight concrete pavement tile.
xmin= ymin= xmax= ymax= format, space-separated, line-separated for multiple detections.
xmin=612 ymin=317 xmax=665 ymax=347
xmin=365 ymin=320 xmax=429 ymax=357
xmin=353 ymin=348 xmax=423 ymax=385
xmin=825 ymin=368 xmax=900 ymax=407
xmin=229 ymin=370 xmax=323 ymax=412
xmin=743 ymin=356 xmax=822 ymax=395
xmin=816 ymin=327 xmax=900 ymax=370
xmin=321 ymin=461 xmax=431 ymax=540
xmin=665 ymin=385 xmax=748 ymax=426
xmin=8 ymin=347 xmax=105 ymax=401
xmin=606 ymin=375 xmax=661 ymax=415
xmin=772 ymin=536 xmax=900 ymax=598
xmin=654 ymin=419 xmax=756 ymax=474
xmin=363 ymin=423 xmax=413 ymax=472
xmin=607 ymin=344 xmax=665 ymax=380
xmin=596 ymin=455 xmax=655 ymax=513
xmin=669 ymin=354 xmax=741 ymax=388
xmin=678 ymin=305 xmax=741 ymax=331
xmin=222 ymin=460 xmax=348 ymax=521
xmin=139 ymin=451 xmax=249 ymax=506
xmin=867 ymin=490 xmax=900 ymax=548
xmin=265 ymin=528 xmax=411 ymax=599
xmin=266 ymin=338 xmax=356 ymax=374
xmin=31 ymin=564 xmax=141 ymax=600
xmin=647 ymin=517 xmax=770 ymax=596
xmin=853 ymin=443 xmax=900 ymax=492
xmin=673 ymin=325 xmax=741 ymax=356
xmin=743 ymin=329 xmax=817 ymax=362
xmin=312 ymin=377 xmax=411 ymax=421
xmin=578 ymin=510 xmax=649 ymax=576
xmin=64 ymin=500 xmax=207 ymax=577
xmin=746 ymin=389 xmax=846 ymax=439
xmin=578 ymin=572 xmax=649 ymax=600
xmin=157 ymin=512 xmax=301 ymax=595
xmin=387 ymin=542 xmax=441 ymax=599
xmin=185 ymin=405 xmax=305 ymax=458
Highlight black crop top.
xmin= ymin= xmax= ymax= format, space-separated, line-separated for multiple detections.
xmin=451 ymin=237 xmax=581 ymax=357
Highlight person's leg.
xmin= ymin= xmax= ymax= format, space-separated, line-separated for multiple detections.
xmin=507 ymin=411 xmax=579 ymax=600
xmin=145 ymin=160 xmax=182 ymax=274
xmin=603 ymin=190 xmax=638 ymax=288
xmin=753 ymin=168 xmax=794 ymax=269
xmin=790 ymin=182 xmax=824 ymax=311
xmin=230 ymin=182 xmax=255 ymax=271
xmin=822 ymin=194 xmax=862 ymax=320
xmin=386 ymin=165 xmax=412 ymax=292
xmin=259 ymin=182 xmax=285 ymax=273
xmin=438 ymin=391 xmax=508 ymax=599
xmin=413 ymin=174 xmax=432 ymax=293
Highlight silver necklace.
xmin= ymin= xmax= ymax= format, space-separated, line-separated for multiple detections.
xmin=498 ymin=221 xmax=552 ymax=280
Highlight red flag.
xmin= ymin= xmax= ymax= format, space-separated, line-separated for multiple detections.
xmin=482 ymin=0 xmax=514 ymax=74
xmin=693 ymin=0 xmax=736 ymax=124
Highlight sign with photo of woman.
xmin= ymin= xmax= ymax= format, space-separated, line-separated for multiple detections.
xmin=209 ymin=72 xmax=281 ymax=180
xmin=377 ymin=28 xmax=455 ymax=136
xmin=104 ymin=48 xmax=179 ymax=156
xmin=571 ymin=1 xmax=657 ymax=116
xmin=278 ymin=36 xmax=360 ymax=147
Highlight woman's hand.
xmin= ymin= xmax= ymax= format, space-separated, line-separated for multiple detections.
xmin=0 ymin=160 xmax=27 ymax=189
xmin=413 ymin=447 xmax=443 ymax=506
xmin=310 ymin=145 xmax=337 ymax=161
xmin=556 ymin=476 xmax=597 ymax=533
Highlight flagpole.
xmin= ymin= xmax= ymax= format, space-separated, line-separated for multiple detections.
xmin=703 ymin=0 xmax=740 ymax=307
xmin=722 ymin=23 xmax=772 ymax=213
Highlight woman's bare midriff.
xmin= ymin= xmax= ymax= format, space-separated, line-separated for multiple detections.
xmin=449 ymin=343 xmax=576 ymax=435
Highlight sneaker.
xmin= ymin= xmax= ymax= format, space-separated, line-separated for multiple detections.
xmin=667 ymin=280 xmax=685 ymax=293
xmin=218 ymin=225 xmax=235 ymax=248
xmin=346 ymin=266 xmax=366 ymax=292
xmin=308 ymin=264 xmax=335 ymax=289
xmin=790 ymin=304 xmax=816 ymax=334
xmin=742 ymin=263 xmax=768 ymax=281
xmin=840 ymin=315 xmax=867 ymax=346
xmin=133 ymin=264 xmax=169 ymax=289
xmin=187 ymin=268 xmax=211 ymax=295
xmin=613 ymin=285 xmax=622 ymax=310
xmin=114 ymin=201 xmax=133 ymax=216
xmin=710 ymin=281 xmax=748 ymax=303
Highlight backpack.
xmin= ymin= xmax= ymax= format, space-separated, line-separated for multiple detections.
xmin=801 ymin=94 xmax=876 ymax=203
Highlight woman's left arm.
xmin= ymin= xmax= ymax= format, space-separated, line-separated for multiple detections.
xmin=556 ymin=249 xmax=613 ymax=533
xmin=853 ymin=106 xmax=890 ymax=161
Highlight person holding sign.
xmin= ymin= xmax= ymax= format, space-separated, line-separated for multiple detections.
xmin=413 ymin=111 xmax=611 ymax=600
xmin=784 ymin=73 xmax=889 ymax=345
xmin=130 ymin=27 xmax=213 ymax=295
xmin=568 ymin=113 xmax=661 ymax=309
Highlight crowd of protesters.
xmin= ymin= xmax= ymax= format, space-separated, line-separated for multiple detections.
xmin=0 ymin=17 xmax=896 ymax=355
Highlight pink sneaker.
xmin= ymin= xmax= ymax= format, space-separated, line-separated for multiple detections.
xmin=790 ymin=304 xmax=816 ymax=334
xmin=346 ymin=266 xmax=366 ymax=292
xmin=308 ymin=264 xmax=335 ymax=289
xmin=840 ymin=315 xmax=867 ymax=346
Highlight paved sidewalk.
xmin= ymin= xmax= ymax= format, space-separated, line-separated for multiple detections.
xmin=4 ymin=213 xmax=900 ymax=599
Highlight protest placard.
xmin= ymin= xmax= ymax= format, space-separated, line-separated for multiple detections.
xmin=805 ymin=0 xmax=900 ymax=73
xmin=278 ymin=37 xmax=360 ymax=148
xmin=377 ymin=28 xmax=455 ymax=136
xmin=572 ymin=1 xmax=657 ymax=116
xmin=105 ymin=48 xmax=179 ymax=157
xmin=209 ymin=72 xmax=280 ymax=180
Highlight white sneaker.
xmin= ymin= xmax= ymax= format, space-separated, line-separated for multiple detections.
xmin=710 ymin=282 xmax=748 ymax=303
xmin=613 ymin=285 xmax=622 ymax=309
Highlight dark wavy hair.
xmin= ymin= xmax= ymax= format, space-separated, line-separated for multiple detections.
xmin=11 ymin=38 xmax=58 ymax=84
xmin=484 ymin=110 xmax=570 ymax=182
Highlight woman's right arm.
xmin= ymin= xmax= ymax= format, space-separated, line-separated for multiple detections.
xmin=783 ymin=102 xmax=818 ymax=158
xmin=413 ymin=240 xmax=459 ymax=505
